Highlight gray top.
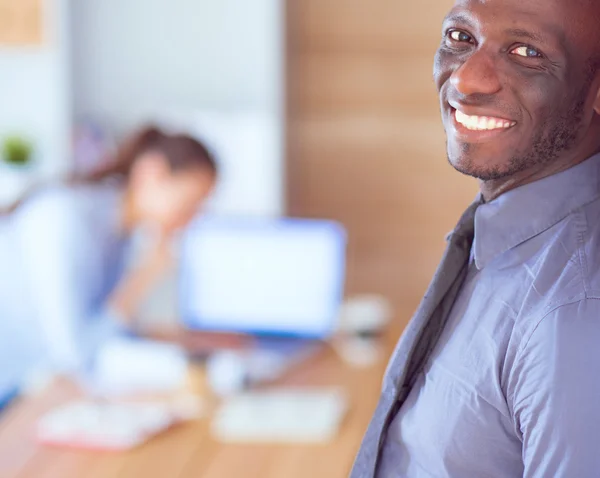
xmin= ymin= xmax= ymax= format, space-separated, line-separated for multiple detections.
xmin=378 ymin=154 xmax=600 ymax=477
xmin=13 ymin=183 xmax=130 ymax=374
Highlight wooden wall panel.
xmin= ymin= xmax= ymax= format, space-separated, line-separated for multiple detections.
xmin=288 ymin=0 xmax=447 ymax=53
xmin=286 ymin=0 xmax=478 ymax=317
xmin=290 ymin=55 xmax=440 ymax=117
xmin=0 ymin=0 xmax=43 ymax=45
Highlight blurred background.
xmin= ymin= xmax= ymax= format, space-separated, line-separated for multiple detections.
xmin=0 ymin=0 xmax=477 ymax=477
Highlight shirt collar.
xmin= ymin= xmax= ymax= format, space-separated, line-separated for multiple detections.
xmin=473 ymin=153 xmax=600 ymax=270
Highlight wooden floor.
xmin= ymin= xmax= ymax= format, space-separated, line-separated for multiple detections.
xmin=0 ymin=329 xmax=403 ymax=478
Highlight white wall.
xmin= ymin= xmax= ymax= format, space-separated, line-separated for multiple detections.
xmin=0 ymin=0 xmax=71 ymax=179
xmin=72 ymin=0 xmax=283 ymax=129
xmin=71 ymin=0 xmax=284 ymax=216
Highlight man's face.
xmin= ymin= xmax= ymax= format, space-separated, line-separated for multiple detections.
xmin=435 ymin=0 xmax=600 ymax=181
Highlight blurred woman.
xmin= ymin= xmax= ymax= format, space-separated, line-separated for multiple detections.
xmin=13 ymin=126 xmax=217 ymax=375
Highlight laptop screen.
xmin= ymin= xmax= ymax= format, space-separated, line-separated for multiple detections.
xmin=179 ymin=218 xmax=346 ymax=338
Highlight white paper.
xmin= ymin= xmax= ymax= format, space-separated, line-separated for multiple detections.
xmin=92 ymin=338 xmax=188 ymax=396
xmin=212 ymin=388 xmax=348 ymax=443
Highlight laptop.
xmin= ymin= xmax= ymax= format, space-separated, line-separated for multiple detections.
xmin=178 ymin=217 xmax=347 ymax=353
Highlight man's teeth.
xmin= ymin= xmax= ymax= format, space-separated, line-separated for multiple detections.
xmin=455 ymin=109 xmax=515 ymax=131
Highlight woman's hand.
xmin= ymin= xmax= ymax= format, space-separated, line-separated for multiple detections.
xmin=108 ymin=232 xmax=176 ymax=327
xmin=143 ymin=232 xmax=175 ymax=277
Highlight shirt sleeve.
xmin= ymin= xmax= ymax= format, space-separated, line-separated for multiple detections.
xmin=14 ymin=189 xmax=125 ymax=375
xmin=509 ymin=298 xmax=600 ymax=478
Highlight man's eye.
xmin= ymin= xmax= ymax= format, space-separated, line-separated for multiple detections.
xmin=510 ymin=45 xmax=543 ymax=58
xmin=448 ymin=30 xmax=472 ymax=43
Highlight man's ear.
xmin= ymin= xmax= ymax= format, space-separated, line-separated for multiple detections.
xmin=594 ymin=84 xmax=600 ymax=115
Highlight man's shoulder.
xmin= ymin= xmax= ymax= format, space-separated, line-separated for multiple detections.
xmin=526 ymin=196 xmax=600 ymax=290
xmin=507 ymin=198 xmax=600 ymax=331
xmin=574 ymin=197 xmax=600 ymax=295
xmin=481 ymin=203 xmax=590 ymax=334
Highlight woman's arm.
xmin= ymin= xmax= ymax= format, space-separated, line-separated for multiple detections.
xmin=14 ymin=189 xmax=124 ymax=374
xmin=107 ymin=233 xmax=175 ymax=325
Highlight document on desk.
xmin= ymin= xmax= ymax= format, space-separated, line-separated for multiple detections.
xmin=37 ymin=396 xmax=203 ymax=451
xmin=212 ymin=388 xmax=348 ymax=443
xmin=91 ymin=337 xmax=189 ymax=397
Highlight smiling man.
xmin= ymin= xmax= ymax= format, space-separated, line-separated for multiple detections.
xmin=351 ymin=0 xmax=600 ymax=477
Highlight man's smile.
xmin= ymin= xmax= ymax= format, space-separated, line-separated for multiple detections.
xmin=446 ymin=101 xmax=518 ymax=143
xmin=454 ymin=108 xmax=516 ymax=131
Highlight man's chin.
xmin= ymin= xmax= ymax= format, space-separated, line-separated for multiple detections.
xmin=447 ymin=154 xmax=513 ymax=181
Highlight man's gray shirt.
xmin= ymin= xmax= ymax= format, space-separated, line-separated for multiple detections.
xmin=376 ymin=154 xmax=600 ymax=477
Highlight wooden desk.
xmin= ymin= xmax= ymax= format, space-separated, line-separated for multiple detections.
xmin=0 ymin=333 xmax=399 ymax=478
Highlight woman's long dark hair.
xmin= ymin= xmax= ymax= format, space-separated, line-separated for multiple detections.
xmin=77 ymin=125 xmax=217 ymax=184
xmin=2 ymin=126 xmax=217 ymax=215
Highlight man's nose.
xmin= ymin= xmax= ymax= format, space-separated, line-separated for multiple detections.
xmin=450 ymin=50 xmax=502 ymax=96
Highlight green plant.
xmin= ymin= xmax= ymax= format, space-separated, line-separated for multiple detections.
xmin=2 ymin=135 xmax=34 ymax=166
